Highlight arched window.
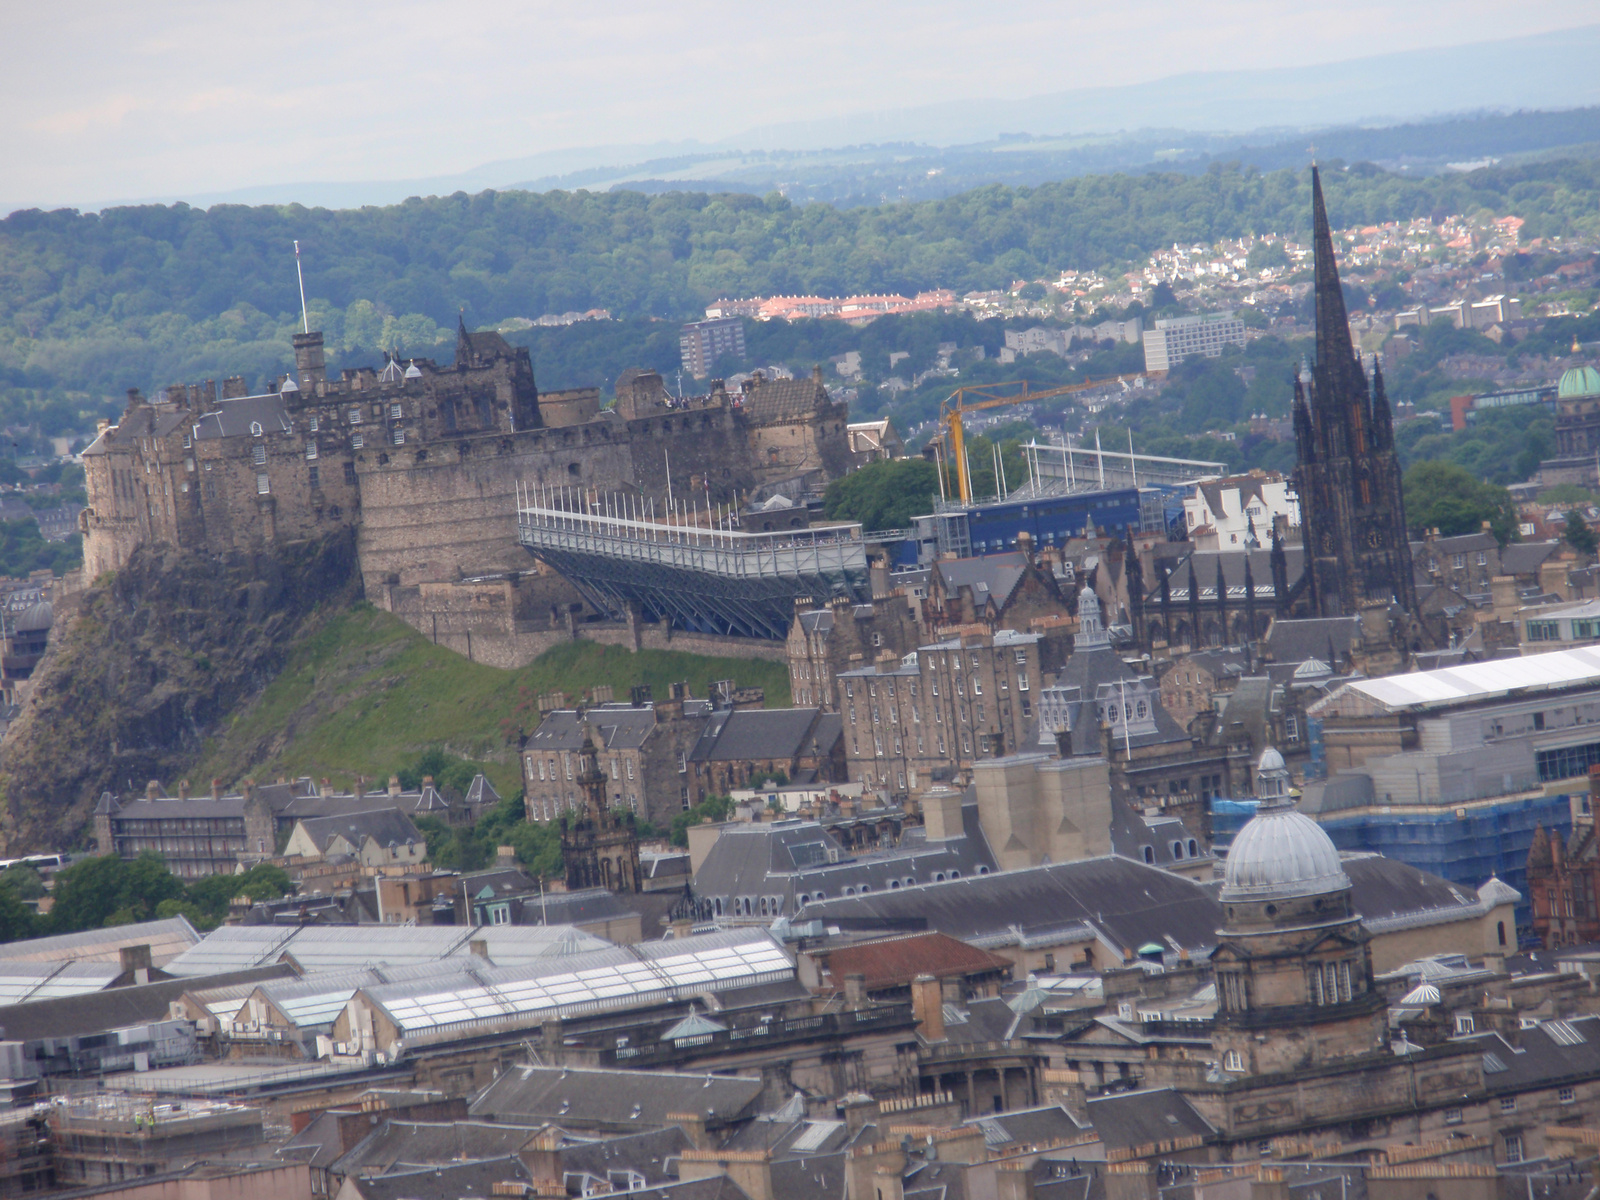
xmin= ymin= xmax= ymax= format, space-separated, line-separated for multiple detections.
xmin=1173 ymin=841 xmax=1185 ymax=859
xmin=1188 ymin=839 xmax=1198 ymax=857
xmin=1497 ymin=920 xmax=1507 ymax=947
xmin=1142 ymin=846 xmax=1154 ymax=864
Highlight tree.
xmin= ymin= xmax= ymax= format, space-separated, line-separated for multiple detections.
xmin=670 ymin=795 xmax=734 ymax=848
xmin=1402 ymin=461 xmax=1518 ymax=544
xmin=46 ymin=853 xmax=186 ymax=933
xmin=822 ymin=459 xmax=941 ymax=531
xmin=1565 ymin=510 xmax=1598 ymax=559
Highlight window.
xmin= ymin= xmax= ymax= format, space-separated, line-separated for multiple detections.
xmin=349 ymin=407 xmax=363 ymax=424
xmin=308 ymin=414 xmax=319 ymax=432
xmin=308 ymin=465 xmax=320 ymax=489
xmin=1560 ymin=1086 xmax=1576 ymax=1104
xmin=1503 ymin=1133 xmax=1523 ymax=1164
xmin=253 ymin=444 xmax=267 ymax=466
xmin=1455 ymin=1014 xmax=1475 ymax=1035
xmin=1499 ymin=1096 xmax=1516 ymax=1113
xmin=1223 ymin=1050 xmax=1244 ymax=1072
xmin=1018 ymin=671 xmax=1029 ymax=692
xmin=1527 ymin=620 xmax=1561 ymax=642
xmin=390 ymin=403 xmax=403 ymax=420
xmin=256 ymin=473 xmax=270 ymax=495
xmin=1015 ymin=648 xmax=1027 ymax=664
xmin=1443 ymin=1107 xmax=1463 ymax=1125
xmin=872 ymin=632 xmax=881 ymax=647
xmin=392 ymin=426 xmax=405 ymax=446
xmin=344 ymin=462 xmax=357 ymax=486
xmin=538 ymin=760 xmax=546 ymax=781
xmin=1477 ymin=551 xmax=1488 ymax=566
xmin=250 ymin=421 xmax=263 ymax=437
xmin=1286 ymin=714 xmax=1299 ymax=740
xmin=678 ymin=751 xmax=687 ymax=774
xmin=1453 ymin=553 xmax=1466 ymax=569
xmin=305 ymin=441 xmax=318 ymax=460
xmin=972 ymin=677 xmax=982 ymax=695
xmin=352 ymin=432 xmax=365 ymax=450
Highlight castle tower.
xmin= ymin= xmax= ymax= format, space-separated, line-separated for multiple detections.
xmin=1210 ymin=747 xmax=1386 ymax=1076
xmin=292 ymin=331 xmax=326 ymax=397
xmin=1292 ymin=167 xmax=1419 ymax=622
xmin=559 ymin=721 xmax=643 ymax=893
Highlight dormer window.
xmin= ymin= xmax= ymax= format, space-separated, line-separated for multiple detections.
xmin=250 ymin=421 xmax=263 ymax=437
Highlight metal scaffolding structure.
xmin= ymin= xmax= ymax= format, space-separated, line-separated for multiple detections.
xmin=516 ymin=484 xmax=871 ymax=640
xmin=1018 ymin=439 xmax=1225 ymax=495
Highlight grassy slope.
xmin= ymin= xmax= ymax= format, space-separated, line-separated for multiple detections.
xmin=192 ymin=603 xmax=792 ymax=798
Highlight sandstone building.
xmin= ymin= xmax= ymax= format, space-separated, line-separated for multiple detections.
xmin=81 ymin=327 xmax=852 ymax=666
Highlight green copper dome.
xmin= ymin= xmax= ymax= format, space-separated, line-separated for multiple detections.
xmin=1559 ymin=366 xmax=1600 ymax=399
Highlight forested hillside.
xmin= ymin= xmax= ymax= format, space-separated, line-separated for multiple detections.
xmin=5 ymin=158 xmax=1600 ymax=413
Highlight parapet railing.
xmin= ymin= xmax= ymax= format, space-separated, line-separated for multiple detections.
xmin=516 ymin=485 xmax=867 ymax=581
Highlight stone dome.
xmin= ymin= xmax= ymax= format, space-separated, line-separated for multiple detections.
xmin=1257 ymin=746 xmax=1286 ymax=774
xmin=1220 ymin=804 xmax=1350 ymax=903
xmin=1559 ymin=366 xmax=1600 ymax=399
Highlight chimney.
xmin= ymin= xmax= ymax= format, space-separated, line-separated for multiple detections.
xmin=242 ymin=779 xmax=255 ymax=806
xmin=177 ymin=780 xmax=190 ymax=800
xmin=911 ymin=973 xmax=944 ymax=1041
xmin=922 ymin=788 xmax=964 ymax=842
xmin=496 ymin=845 xmax=516 ymax=867
xmin=145 ymin=780 xmax=160 ymax=800
xmin=354 ymin=776 xmax=366 ymax=802
xmin=388 ymin=775 xmax=402 ymax=797
xmin=838 ymin=1093 xmax=878 ymax=1135
xmin=470 ymin=939 xmax=489 ymax=959
xmin=320 ymin=777 xmax=333 ymax=799
xmin=843 ymin=972 xmax=868 ymax=1011
xmin=210 ymin=778 xmax=223 ymax=801
xmin=118 ymin=944 xmax=153 ymax=985
xmin=665 ymin=1112 xmax=713 ymax=1151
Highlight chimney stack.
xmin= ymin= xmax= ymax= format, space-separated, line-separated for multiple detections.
xmin=119 ymin=944 xmax=153 ymax=985
xmin=388 ymin=775 xmax=402 ymax=798
xmin=320 ymin=777 xmax=333 ymax=799
xmin=911 ymin=973 xmax=944 ymax=1041
xmin=145 ymin=780 xmax=160 ymax=800
xmin=177 ymin=780 xmax=190 ymax=800
xmin=211 ymin=778 xmax=222 ymax=801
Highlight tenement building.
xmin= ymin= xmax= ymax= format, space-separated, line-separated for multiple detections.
xmin=82 ymin=329 xmax=854 ymax=665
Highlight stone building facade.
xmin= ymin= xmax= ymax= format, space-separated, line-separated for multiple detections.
xmin=81 ymin=332 xmax=853 ymax=667
xmin=838 ymin=628 xmax=1043 ymax=794
xmin=787 ymin=595 xmax=922 ymax=711
xmin=559 ymin=723 xmax=644 ymax=894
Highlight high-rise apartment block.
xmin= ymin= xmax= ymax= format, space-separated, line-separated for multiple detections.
xmin=1142 ymin=311 xmax=1246 ymax=371
xmin=680 ymin=317 xmax=746 ymax=378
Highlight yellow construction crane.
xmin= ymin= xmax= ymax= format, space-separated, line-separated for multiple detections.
xmin=938 ymin=373 xmax=1158 ymax=503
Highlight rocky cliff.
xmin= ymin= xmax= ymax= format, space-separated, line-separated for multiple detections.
xmin=0 ymin=533 xmax=360 ymax=851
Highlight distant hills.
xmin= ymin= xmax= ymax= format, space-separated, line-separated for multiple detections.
xmin=33 ymin=23 xmax=1600 ymax=214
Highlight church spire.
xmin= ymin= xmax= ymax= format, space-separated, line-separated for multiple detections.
xmin=1311 ymin=166 xmax=1358 ymax=378
xmin=1371 ymin=358 xmax=1395 ymax=451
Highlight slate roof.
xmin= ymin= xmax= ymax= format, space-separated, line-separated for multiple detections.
xmin=964 ymin=1104 xmax=1087 ymax=1148
xmin=689 ymin=708 xmax=835 ymax=764
xmin=556 ymin=1125 xmax=691 ymax=1184
xmin=469 ymin=1064 xmax=765 ymax=1129
xmin=0 ymin=963 xmax=296 ymax=1043
xmin=1261 ymin=616 xmax=1360 ymax=664
xmin=518 ymin=886 xmax=639 ymax=926
xmin=693 ymin=805 xmax=996 ymax=914
xmin=1500 ymin=541 xmax=1562 ymax=576
xmin=799 ymin=857 xmax=1222 ymax=956
xmin=1084 ymin=1087 xmax=1215 ymax=1149
xmin=1144 ymin=546 xmax=1299 ymax=601
xmin=348 ymin=1155 xmax=532 ymax=1200
xmin=1342 ymin=855 xmax=1513 ymax=929
xmin=329 ymin=1118 xmax=540 ymax=1177
xmin=0 ymin=916 xmax=201 ymax=966
xmin=529 ymin=705 xmax=662 ymax=753
xmin=294 ymin=807 xmax=422 ymax=854
xmin=191 ymin=393 xmax=294 ymax=440
xmin=465 ymin=774 xmax=501 ymax=806
xmin=937 ymin=553 xmax=1030 ymax=611
xmin=1467 ymin=1015 xmax=1600 ymax=1093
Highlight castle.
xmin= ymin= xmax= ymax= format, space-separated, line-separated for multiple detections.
xmin=80 ymin=321 xmax=853 ymax=665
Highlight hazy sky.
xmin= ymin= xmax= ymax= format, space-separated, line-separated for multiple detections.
xmin=8 ymin=1 xmax=1599 ymax=208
